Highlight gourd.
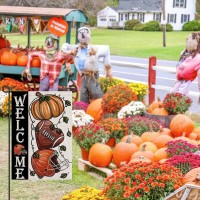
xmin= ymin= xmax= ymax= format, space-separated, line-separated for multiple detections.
xmin=89 ymin=141 xmax=113 ymax=167
xmin=154 ymin=147 xmax=168 ymax=161
xmin=151 ymin=107 xmax=169 ymax=116
xmin=183 ymin=167 xmax=200 ymax=185
xmin=147 ymin=97 xmax=163 ymax=113
xmin=31 ymin=56 xmax=41 ymax=68
xmin=141 ymin=131 xmax=160 ymax=142
xmin=129 ymin=155 xmax=151 ymax=164
xmin=152 ymin=135 xmax=173 ymax=149
xmin=139 ymin=142 xmax=158 ymax=153
xmin=31 ymin=92 xmax=64 ymax=120
xmin=120 ymin=133 xmax=143 ymax=146
xmin=1 ymin=51 xmax=17 ymax=66
xmin=86 ymin=98 xmax=103 ymax=122
xmin=17 ymin=55 xmax=28 ymax=66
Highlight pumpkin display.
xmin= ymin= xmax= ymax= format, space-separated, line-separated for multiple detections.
xmin=17 ymin=55 xmax=28 ymax=66
xmin=31 ymin=92 xmax=64 ymax=120
xmin=1 ymin=50 xmax=17 ymax=66
xmin=151 ymin=107 xmax=169 ymax=116
xmin=170 ymin=114 xmax=195 ymax=137
xmin=154 ymin=148 xmax=168 ymax=161
xmin=131 ymin=144 xmax=156 ymax=162
xmin=86 ymin=98 xmax=103 ymax=122
xmin=147 ymin=97 xmax=163 ymax=113
xmin=152 ymin=135 xmax=173 ymax=149
xmin=183 ymin=167 xmax=200 ymax=185
xmin=139 ymin=142 xmax=158 ymax=153
xmin=129 ymin=155 xmax=151 ymax=164
xmin=141 ymin=131 xmax=160 ymax=143
xmin=113 ymin=138 xmax=138 ymax=167
xmin=89 ymin=142 xmax=113 ymax=167
xmin=120 ymin=133 xmax=143 ymax=146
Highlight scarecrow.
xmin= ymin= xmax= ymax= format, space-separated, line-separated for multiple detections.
xmin=62 ymin=27 xmax=112 ymax=104
xmin=172 ymin=32 xmax=200 ymax=101
xmin=21 ymin=34 xmax=75 ymax=91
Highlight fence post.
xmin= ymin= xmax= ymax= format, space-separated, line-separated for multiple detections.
xmin=148 ymin=56 xmax=157 ymax=105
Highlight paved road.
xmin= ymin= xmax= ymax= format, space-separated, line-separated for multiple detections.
xmin=99 ymin=55 xmax=200 ymax=115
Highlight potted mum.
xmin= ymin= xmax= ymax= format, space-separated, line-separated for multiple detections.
xmin=73 ymin=123 xmax=109 ymax=160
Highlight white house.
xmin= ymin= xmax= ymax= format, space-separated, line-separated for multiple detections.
xmin=97 ymin=0 xmax=197 ymax=31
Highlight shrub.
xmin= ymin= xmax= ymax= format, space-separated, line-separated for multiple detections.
xmin=143 ymin=20 xmax=160 ymax=31
xmin=160 ymin=23 xmax=173 ymax=32
xmin=126 ymin=116 xmax=165 ymax=136
xmin=133 ymin=23 xmax=145 ymax=31
xmin=102 ymin=84 xmax=138 ymax=114
xmin=125 ymin=19 xmax=141 ymax=30
xmin=182 ymin=20 xmax=200 ymax=31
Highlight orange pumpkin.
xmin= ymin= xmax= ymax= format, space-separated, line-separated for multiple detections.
xmin=147 ymin=97 xmax=163 ymax=113
xmin=173 ymin=132 xmax=191 ymax=143
xmin=129 ymin=155 xmax=151 ymax=164
xmin=183 ymin=167 xmax=200 ymax=185
xmin=152 ymin=135 xmax=173 ymax=149
xmin=1 ymin=51 xmax=17 ymax=66
xmin=113 ymin=138 xmax=138 ymax=167
xmin=139 ymin=142 xmax=158 ymax=153
xmin=31 ymin=92 xmax=64 ymax=120
xmin=121 ymin=134 xmax=143 ymax=146
xmin=151 ymin=107 xmax=169 ymax=116
xmin=89 ymin=142 xmax=113 ymax=167
xmin=157 ymin=126 xmax=173 ymax=137
xmin=131 ymin=144 xmax=156 ymax=162
xmin=86 ymin=98 xmax=103 ymax=122
xmin=159 ymin=158 xmax=168 ymax=164
xmin=154 ymin=148 xmax=168 ymax=161
xmin=31 ymin=56 xmax=41 ymax=68
xmin=170 ymin=114 xmax=195 ymax=137
xmin=0 ymin=33 xmax=11 ymax=48
xmin=17 ymin=55 xmax=28 ymax=66
xmin=141 ymin=131 xmax=160 ymax=143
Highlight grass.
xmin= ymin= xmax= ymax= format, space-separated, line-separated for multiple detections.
xmin=0 ymin=118 xmax=104 ymax=200
xmin=5 ymin=28 xmax=192 ymax=61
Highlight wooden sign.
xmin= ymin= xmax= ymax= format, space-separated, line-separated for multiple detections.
xmin=48 ymin=17 xmax=68 ymax=37
xmin=12 ymin=91 xmax=72 ymax=180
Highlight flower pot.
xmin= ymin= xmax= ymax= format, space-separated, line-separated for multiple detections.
xmin=106 ymin=137 xmax=116 ymax=147
xmin=143 ymin=111 xmax=175 ymax=128
xmin=81 ymin=148 xmax=89 ymax=161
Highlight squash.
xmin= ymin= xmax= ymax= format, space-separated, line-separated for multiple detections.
xmin=131 ymin=144 xmax=156 ymax=162
xmin=147 ymin=97 xmax=163 ymax=113
xmin=113 ymin=137 xmax=138 ymax=167
xmin=157 ymin=126 xmax=173 ymax=137
xmin=151 ymin=107 xmax=169 ymax=116
xmin=183 ymin=167 xmax=200 ymax=185
xmin=152 ymin=135 xmax=173 ymax=149
xmin=31 ymin=56 xmax=41 ymax=68
xmin=89 ymin=142 xmax=113 ymax=167
xmin=154 ymin=148 xmax=168 ymax=161
xmin=1 ymin=50 xmax=17 ymax=66
xmin=0 ymin=33 xmax=11 ymax=48
xmin=170 ymin=114 xmax=195 ymax=137
xmin=86 ymin=98 xmax=103 ymax=122
xmin=141 ymin=131 xmax=160 ymax=143
xmin=139 ymin=142 xmax=158 ymax=153
xmin=17 ymin=55 xmax=28 ymax=66
xmin=120 ymin=133 xmax=143 ymax=146
xmin=31 ymin=92 xmax=64 ymax=120
xmin=129 ymin=155 xmax=151 ymax=164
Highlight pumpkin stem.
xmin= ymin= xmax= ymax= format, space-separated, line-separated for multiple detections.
xmin=159 ymin=125 xmax=163 ymax=133
xmin=126 ymin=135 xmax=132 ymax=143
xmin=182 ymin=132 xmax=186 ymax=137
xmin=102 ymin=138 xmax=106 ymax=144
xmin=141 ymin=144 xmax=147 ymax=152
xmin=36 ymin=92 xmax=43 ymax=98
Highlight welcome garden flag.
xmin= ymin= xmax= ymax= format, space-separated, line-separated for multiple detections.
xmin=12 ymin=91 xmax=72 ymax=180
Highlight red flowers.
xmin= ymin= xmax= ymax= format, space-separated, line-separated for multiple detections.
xmin=103 ymin=162 xmax=183 ymax=200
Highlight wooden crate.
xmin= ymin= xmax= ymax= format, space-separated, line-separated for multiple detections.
xmin=78 ymin=158 xmax=116 ymax=180
xmin=164 ymin=184 xmax=200 ymax=200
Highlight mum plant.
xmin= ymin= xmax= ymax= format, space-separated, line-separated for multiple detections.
xmin=1 ymin=94 xmax=12 ymax=116
xmin=166 ymin=153 xmax=200 ymax=174
xmin=72 ymin=101 xmax=89 ymax=112
xmin=62 ymin=186 xmax=109 ymax=200
xmin=73 ymin=123 xmax=109 ymax=151
xmin=163 ymin=92 xmax=192 ymax=115
xmin=103 ymin=162 xmax=183 ymax=200
xmin=102 ymin=84 xmax=138 ymax=114
xmin=97 ymin=117 xmax=128 ymax=143
xmin=99 ymin=77 xmax=125 ymax=93
xmin=118 ymin=101 xmax=146 ymax=119
xmin=166 ymin=140 xmax=200 ymax=157
xmin=128 ymin=82 xmax=148 ymax=101
xmin=126 ymin=116 xmax=165 ymax=136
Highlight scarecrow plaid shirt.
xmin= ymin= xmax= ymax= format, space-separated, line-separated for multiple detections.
xmin=26 ymin=51 xmax=73 ymax=88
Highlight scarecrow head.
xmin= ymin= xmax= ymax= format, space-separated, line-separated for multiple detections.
xmin=45 ymin=34 xmax=59 ymax=52
xmin=77 ymin=27 xmax=91 ymax=45
xmin=186 ymin=32 xmax=200 ymax=54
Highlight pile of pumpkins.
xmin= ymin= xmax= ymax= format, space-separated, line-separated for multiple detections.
xmin=88 ymin=113 xmax=200 ymax=169
xmin=0 ymin=34 xmax=42 ymax=67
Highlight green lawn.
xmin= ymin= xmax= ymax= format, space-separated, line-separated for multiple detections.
xmin=5 ymin=28 xmax=191 ymax=61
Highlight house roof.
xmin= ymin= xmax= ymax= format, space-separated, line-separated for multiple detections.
xmin=117 ymin=0 xmax=162 ymax=12
xmin=0 ymin=6 xmax=88 ymax=22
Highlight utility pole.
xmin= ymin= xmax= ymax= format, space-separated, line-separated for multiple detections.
xmin=162 ymin=0 xmax=166 ymax=47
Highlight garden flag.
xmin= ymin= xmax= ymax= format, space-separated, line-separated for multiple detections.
xmin=31 ymin=16 xmax=41 ymax=33
xmin=16 ymin=17 xmax=27 ymax=34
xmin=12 ymin=91 xmax=72 ymax=180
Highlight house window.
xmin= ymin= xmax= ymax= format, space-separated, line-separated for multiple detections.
xmin=120 ymin=14 xmax=123 ymax=21
xmin=168 ymin=14 xmax=177 ymax=23
xmin=173 ymin=0 xmax=186 ymax=8
xmin=154 ymin=13 xmax=161 ymax=22
xmin=109 ymin=18 xmax=116 ymax=22
xmin=125 ymin=14 xmax=128 ymax=21
xmin=181 ymin=14 xmax=190 ymax=23
xmin=100 ymin=18 xmax=106 ymax=21
xmin=138 ymin=13 xmax=144 ymax=22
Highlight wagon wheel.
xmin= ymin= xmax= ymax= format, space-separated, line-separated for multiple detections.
xmin=58 ymin=79 xmax=79 ymax=103
xmin=23 ymin=78 xmax=40 ymax=91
